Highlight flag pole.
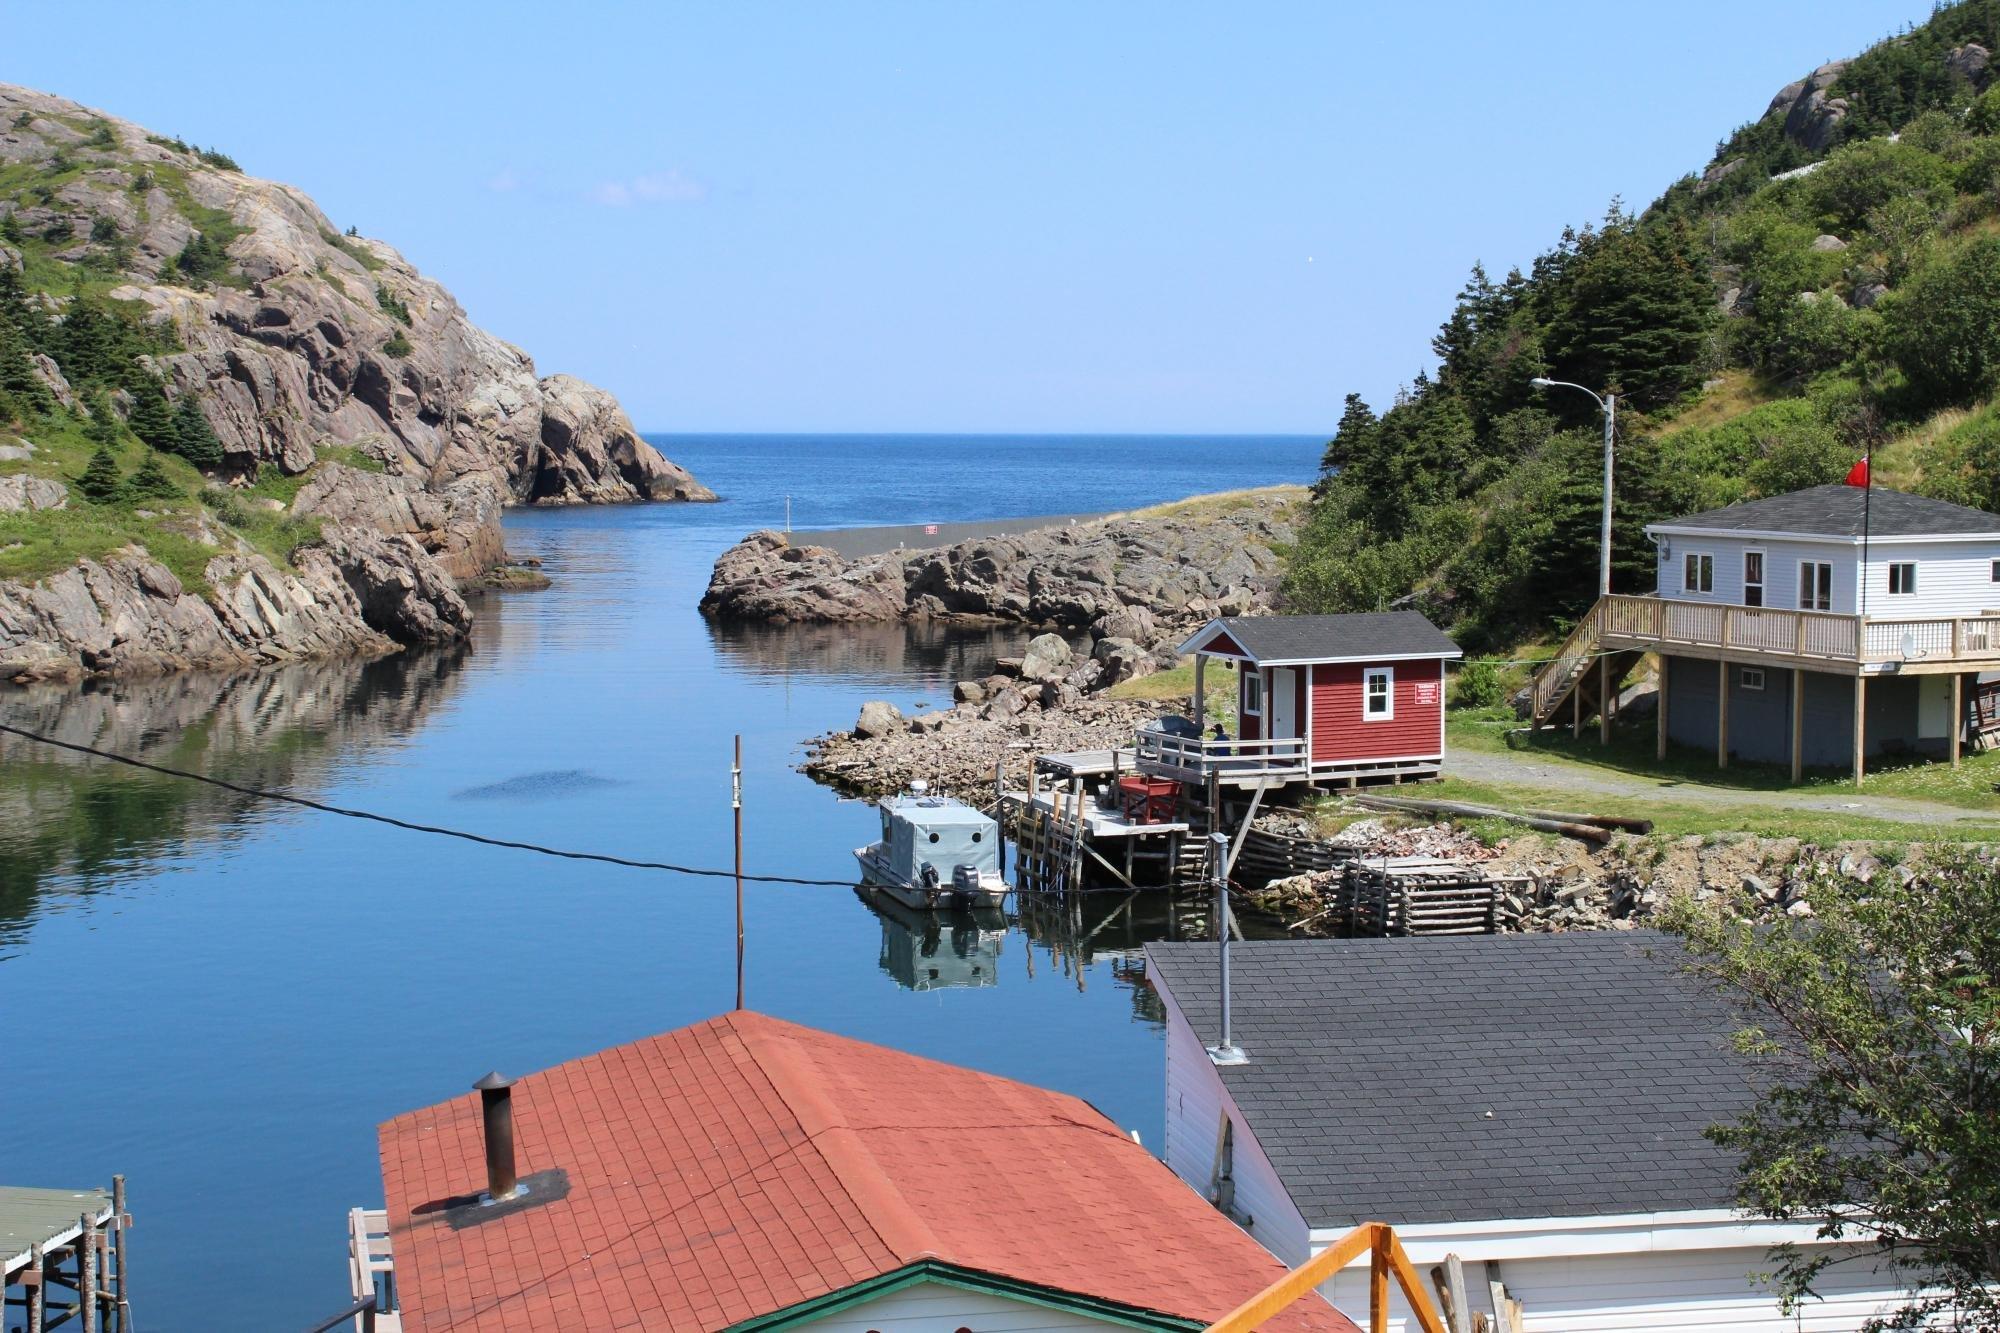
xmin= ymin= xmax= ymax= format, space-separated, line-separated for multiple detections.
xmin=1860 ymin=457 xmax=1872 ymax=621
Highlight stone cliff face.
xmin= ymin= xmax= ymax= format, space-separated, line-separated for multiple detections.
xmin=0 ymin=82 xmax=712 ymax=682
xmin=700 ymin=489 xmax=1301 ymax=635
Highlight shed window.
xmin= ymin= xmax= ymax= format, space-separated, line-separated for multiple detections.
xmin=1888 ymin=562 xmax=1917 ymax=596
xmin=1242 ymin=672 xmax=1262 ymax=717
xmin=1741 ymin=668 xmax=1766 ymax=691
xmin=1684 ymin=552 xmax=1714 ymax=594
xmin=1363 ymin=667 xmax=1394 ymax=721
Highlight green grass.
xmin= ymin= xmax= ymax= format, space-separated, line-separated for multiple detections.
xmin=1104 ymin=655 xmax=1240 ymax=730
xmin=318 ymin=227 xmax=383 ymax=272
xmin=313 ymin=444 xmax=384 ymax=474
xmin=1119 ymin=484 xmax=1309 ymax=522
xmin=1448 ymin=704 xmax=2000 ymax=820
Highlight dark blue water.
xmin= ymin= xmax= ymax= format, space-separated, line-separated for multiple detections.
xmin=0 ymin=433 xmax=1317 ymax=1330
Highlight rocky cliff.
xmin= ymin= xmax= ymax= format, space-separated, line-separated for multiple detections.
xmin=700 ymin=488 xmax=1302 ymax=634
xmin=0 ymin=83 xmax=712 ymax=682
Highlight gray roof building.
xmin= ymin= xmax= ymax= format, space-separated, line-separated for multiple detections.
xmin=1143 ymin=932 xmax=1756 ymax=1229
xmin=1647 ymin=484 xmax=2000 ymax=540
xmin=1181 ymin=612 xmax=1462 ymax=664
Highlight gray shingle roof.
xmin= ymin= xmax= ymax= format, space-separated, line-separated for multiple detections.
xmin=1654 ymin=484 xmax=2000 ymax=538
xmin=1202 ymin=612 xmax=1461 ymax=663
xmin=1143 ymin=933 xmax=1756 ymax=1228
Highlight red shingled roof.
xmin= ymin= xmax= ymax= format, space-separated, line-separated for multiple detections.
xmin=378 ymin=1011 xmax=1356 ymax=1332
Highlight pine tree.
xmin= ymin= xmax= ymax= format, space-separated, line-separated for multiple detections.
xmin=126 ymin=451 xmax=181 ymax=500
xmin=169 ymin=396 xmax=223 ymax=469
xmin=1316 ymin=393 xmax=1377 ymax=490
xmin=83 ymin=390 xmax=124 ymax=448
xmin=0 ymin=320 xmax=51 ymax=417
xmin=123 ymin=372 xmax=175 ymax=448
xmin=75 ymin=443 xmax=124 ymax=503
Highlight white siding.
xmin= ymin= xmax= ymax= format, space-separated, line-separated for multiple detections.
xmin=1323 ymin=1243 xmax=1905 ymax=1333
xmin=797 ymin=1278 xmax=1127 ymax=1333
xmin=1654 ymin=534 xmax=1856 ymax=612
xmin=1156 ymin=979 xmax=1313 ymax=1266
xmin=1862 ymin=537 xmax=2000 ymax=619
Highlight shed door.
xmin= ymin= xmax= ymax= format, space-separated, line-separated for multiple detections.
xmin=1919 ymin=676 xmax=1952 ymax=740
xmin=1270 ymin=667 xmax=1300 ymax=740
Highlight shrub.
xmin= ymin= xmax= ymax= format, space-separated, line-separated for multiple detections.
xmin=1803 ymin=140 xmax=1953 ymax=232
xmin=1883 ymin=233 xmax=2000 ymax=407
xmin=89 ymin=216 xmax=119 ymax=244
xmin=174 ymin=231 xmax=231 ymax=286
xmin=9 ymin=112 xmax=29 ymax=130
xmin=75 ymin=444 xmax=124 ymax=503
xmin=196 ymin=148 xmax=239 ymax=171
xmin=382 ymin=330 xmax=412 ymax=358
xmin=168 ymin=397 xmax=223 ymax=469
xmin=1453 ymin=658 xmax=1504 ymax=709
xmin=126 ymin=452 xmax=181 ymax=500
xmin=375 ymin=286 xmax=411 ymax=325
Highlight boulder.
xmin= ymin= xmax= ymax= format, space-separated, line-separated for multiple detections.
xmin=1696 ymin=157 xmax=1747 ymax=194
xmin=952 ymin=679 xmax=987 ymax=705
xmin=0 ymin=475 xmax=67 ymax=512
xmin=981 ymin=686 xmax=1029 ymax=720
xmin=1853 ymin=282 xmax=1889 ymax=309
xmin=1810 ymin=234 xmax=1848 ymax=252
xmin=1092 ymin=635 xmax=1153 ymax=686
xmin=1770 ymin=60 xmax=1851 ymax=152
xmin=854 ymin=700 xmax=904 ymax=739
xmin=1019 ymin=632 xmax=1074 ymax=682
xmin=1949 ymin=42 xmax=1992 ymax=87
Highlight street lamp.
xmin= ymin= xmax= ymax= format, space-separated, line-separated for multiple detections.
xmin=1531 ymin=377 xmax=1617 ymax=599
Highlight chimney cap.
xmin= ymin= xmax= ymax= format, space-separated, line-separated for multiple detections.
xmin=473 ymin=1071 xmax=515 ymax=1092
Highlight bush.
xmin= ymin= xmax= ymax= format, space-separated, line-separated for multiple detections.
xmin=1452 ymin=658 xmax=1504 ymax=709
xmin=382 ymin=330 xmax=413 ymax=358
xmin=1802 ymin=140 xmax=1953 ymax=232
xmin=174 ymin=231 xmax=231 ymax=286
xmin=1883 ymin=233 xmax=2000 ymax=407
xmin=375 ymin=287 xmax=411 ymax=325
xmin=75 ymin=445 xmax=124 ymax=503
xmin=126 ymin=452 xmax=181 ymax=500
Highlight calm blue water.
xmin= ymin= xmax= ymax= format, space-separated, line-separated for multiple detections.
xmin=0 ymin=433 xmax=1318 ymax=1330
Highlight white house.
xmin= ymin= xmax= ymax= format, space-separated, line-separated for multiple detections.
xmin=1530 ymin=483 xmax=2000 ymax=783
xmin=1144 ymin=934 xmax=1913 ymax=1333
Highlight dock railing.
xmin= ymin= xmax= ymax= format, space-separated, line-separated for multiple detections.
xmin=1133 ymin=731 xmax=1310 ymax=779
xmin=1595 ymin=593 xmax=2000 ymax=666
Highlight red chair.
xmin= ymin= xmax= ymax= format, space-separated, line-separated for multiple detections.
xmin=1117 ymin=775 xmax=1179 ymax=825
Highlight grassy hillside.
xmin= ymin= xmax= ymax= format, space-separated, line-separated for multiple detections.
xmin=1287 ymin=0 xmax=2000 ymax=649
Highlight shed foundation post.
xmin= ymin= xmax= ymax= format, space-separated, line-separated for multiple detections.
xmin=1717 ymin=659 xmax=1730 ymax=770
xmin=1655 ymin=655 xmax=1668 ymax=760
xmin=1598 ymin=656 xmax=1611 ymax=745
xmin=1854 ymin=674 xmax=1868 ymax=788
xmin=1791 ymin=668 xmax=1805 ymax=783
xmin=1952 ymin=673 xmax=1964 ymax=769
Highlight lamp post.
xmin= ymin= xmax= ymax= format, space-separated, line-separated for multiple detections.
xmin=1531 ymin=377 xmax=1617 ymax=598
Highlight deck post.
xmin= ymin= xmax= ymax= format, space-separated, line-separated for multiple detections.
xmin=112 ymin=1174 xmax=129 ymax=1331
xmin=1192 ymin=653 xmax=1206 ymax=732
xmin=1717 ymin=659 xmax=1730 ymax=770
xmin=80 ymin=1212 xmax=97 ymax=1333
xmin=1571 ymin=675 xmax=1581 ymax=740
xmin=1656 ymin=655 xmax=1669 ymax=760
xmin=1854 ymin=673 xmax=1868 ymax=788
xmin=1791 ymin=668 xmax=1805 ymax=783
xmin=1598 ymin=656 xmax=1611 ymax=745
xmin=27 ymin=1243 xmax=44 ymax=1333
xmin=1953 ymin=673 xmax=1965 ymax=769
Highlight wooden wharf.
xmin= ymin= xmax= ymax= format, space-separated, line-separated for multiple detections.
xmin=2 ymin=1177 xmax=132 ymax=1332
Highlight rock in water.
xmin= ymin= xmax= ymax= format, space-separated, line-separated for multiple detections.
xmin=854 ymin=700 xmax=904 ymax=738
xmin=0 ymin=81 xmax=715 ymax=681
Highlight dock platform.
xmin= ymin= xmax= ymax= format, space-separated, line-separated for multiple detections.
xmin=3 ymin=1179 xmax=130 ymax=1331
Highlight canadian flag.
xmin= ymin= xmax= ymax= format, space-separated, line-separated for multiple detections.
xmin=1844 ymin=456 xmax=1870 ymax=487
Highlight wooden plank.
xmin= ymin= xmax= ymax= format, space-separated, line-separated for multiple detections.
xmin=1442 ymin=1254 xmax=1470 ymax=1333
xmin=1370 ymin=1241 xmax=1389 ymax=1333
xmin=1201 ymin=1222 xmax=1378 ymax=1333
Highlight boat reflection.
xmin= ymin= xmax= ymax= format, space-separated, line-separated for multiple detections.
xmin=856 ymin=887 xmax=1006 ymax=991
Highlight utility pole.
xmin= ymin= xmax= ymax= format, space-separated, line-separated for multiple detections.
xmin=733 ymin=734 xmax=745 ymax=1011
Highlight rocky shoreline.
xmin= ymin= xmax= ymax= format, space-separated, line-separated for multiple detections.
xmin=0 ymin=83 xmax=712 ymax=683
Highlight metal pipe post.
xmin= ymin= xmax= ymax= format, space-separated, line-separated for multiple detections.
xmin=733 ymin=734 xmax=745 ymax=1012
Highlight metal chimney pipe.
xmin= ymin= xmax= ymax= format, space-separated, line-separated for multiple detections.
xmin=474 ymin=1072 xmax=519 ymax=1201
xmin=1205 ymin=831 xmax=1247 ymax=1065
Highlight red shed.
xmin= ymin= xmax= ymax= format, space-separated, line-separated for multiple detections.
xmin=1135 ymin=611 xmax=1462 ymax=789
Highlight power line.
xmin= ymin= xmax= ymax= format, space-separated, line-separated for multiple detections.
xmin=0 ymin=721 xmax=859 ymax=888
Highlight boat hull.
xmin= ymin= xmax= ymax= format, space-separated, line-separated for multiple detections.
xmin=855 ymin=843 xmax=1008 ymax=910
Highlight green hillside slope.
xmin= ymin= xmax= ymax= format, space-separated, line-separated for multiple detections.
xmin=1288 ymin=0 xmax=2000 ymax=648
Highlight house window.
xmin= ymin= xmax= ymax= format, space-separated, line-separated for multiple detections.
xmin=1743 ymin=551 xmax=1764 ymax=607
xmin=1799 ymin=560 xmax=1832 ymax=612
xmin=1363 ymin=667 xmax=1394 ymax=721
xmin=1888 ymin=562 xmax=1917 ymax=596
xmin=1741 ymin=668 xmax=1766 ymax=691
xmin=1242 ymin=672 xmax=1262 ymax=717
xmin=1991 ymin=558 xmax=2000 ymax=582
xmin=1684 ymin=552 xmax=1714 ymax=594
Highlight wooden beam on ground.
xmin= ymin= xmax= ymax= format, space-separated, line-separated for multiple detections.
xmin=1348 ymin=793 xmax=1611 ymax=845
xmin=1717 ymin=659 xmax=1730 ymax=770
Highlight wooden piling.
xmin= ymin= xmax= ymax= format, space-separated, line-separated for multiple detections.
xmin=113 ymin=1175 xmax=129 ymax=1331
xmin=27 ymin=1242 xmax=44 ymax=1333
xmin=80 ymin=1212 xmax=97 ymax=1333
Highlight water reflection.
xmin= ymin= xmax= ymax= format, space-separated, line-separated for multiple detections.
xmin=706 ymin=618 xmax=1085 ymax=691
xmin=0 ymin=645 xmax=470 ymax=948
xmin=857 ymin=888 xmax=1007 ymax=990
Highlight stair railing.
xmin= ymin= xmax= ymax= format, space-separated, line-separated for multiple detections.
xmin=1529 ymin=599 xmax=1606 ymax=722
xmin=1203 ymin=1221 xmax=1448 ymax=1333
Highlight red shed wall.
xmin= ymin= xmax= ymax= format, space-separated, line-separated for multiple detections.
xmin=1310 ymin=660 xmax=1445 ymax=762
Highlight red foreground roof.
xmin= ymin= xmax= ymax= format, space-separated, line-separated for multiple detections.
xmin=379 ymin=1011 xmax=1355 ymax=1332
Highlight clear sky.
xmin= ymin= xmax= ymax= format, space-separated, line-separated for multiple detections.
xmin=6 ymin=1 xmax=1937 ymax=433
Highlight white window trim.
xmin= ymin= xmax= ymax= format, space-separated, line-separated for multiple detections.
xmin=1242 ymin=671 xmax=1262 ymax=717
xmin=1363 ymin=666 xmax=1395 ymax=722
xmin=1799 ymin=559 xmax=1833 ymax=612
xmin=1741 ymin=668 xmax=1766 ymax=692
xmin=1743 ymin=548 xmax=1765 ymax=607
xmin=1888 ymin=561 xmax=1917 ymax=596
xmin=1683 ymin=551 xmax=1714 ymax=595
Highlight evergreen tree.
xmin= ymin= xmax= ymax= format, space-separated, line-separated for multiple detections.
xmin=1316 ymin=393 xmax=1376 ymax=490
xmin=0 ymin=320 xmax=51 ymax=417
xmin=123 ymin=372 xmax=176 ymax=449
xmin=126 ymin=451 xmax=181 ymax=500
xmin=169 ymin=396 xmax=223 ymax=468
xmin=1542 ymin=217 xmax=1717 ymax=411
xmin=83 ymin=391 xmax=123 ymax=448
xmin=75 ymin=443 xmax=124 ymax=503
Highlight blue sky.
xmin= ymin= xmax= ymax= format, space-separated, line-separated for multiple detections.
xmin=8 ymin=2 xmax=1937 ymax=433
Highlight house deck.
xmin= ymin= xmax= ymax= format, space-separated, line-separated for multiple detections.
xmin=1593 ymin=593 xmax=2000 ymax=675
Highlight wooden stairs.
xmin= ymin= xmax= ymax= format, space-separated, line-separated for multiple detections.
xmin=1525 ymin=600 xmax=1644 ymax=733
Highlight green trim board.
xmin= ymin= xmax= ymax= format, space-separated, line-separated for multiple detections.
xmin=725 ymin=1260 xmax=1209 ymax=1332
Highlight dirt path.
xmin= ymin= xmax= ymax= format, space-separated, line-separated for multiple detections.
xmin=1446 ymin=747 xmax=2000 ymax=828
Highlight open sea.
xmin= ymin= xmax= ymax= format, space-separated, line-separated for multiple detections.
xmin=0 ymin=433 xmax=1320 ymax=1330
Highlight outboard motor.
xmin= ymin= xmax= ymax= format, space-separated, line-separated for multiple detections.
xmin=918 ymin=862 xmax=942 ymax=907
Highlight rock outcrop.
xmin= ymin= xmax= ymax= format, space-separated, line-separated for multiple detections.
xmin=0 ymin=82 xmax=713 ymax=681
xmin=1768 ymin=60 xmax=1851 ymax=153
xmin=701 ymin=489 xmax=1301 ymax=633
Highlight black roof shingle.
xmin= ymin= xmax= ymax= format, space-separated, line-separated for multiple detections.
xmin=1198 ymin=611 xmax=1461 ymax=663
xmin=1144 ymin=933 xmax=1757 ymax=1228
xmin=1653 ymin=484 xmax=2000 ymax=539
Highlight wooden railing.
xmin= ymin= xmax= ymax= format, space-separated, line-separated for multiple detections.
xmin=1204 ymin=1221 xmax=1447 ymax=1333
xmin=1133 ymin=731 xmax=1310 ymax=778
xmin=1596 ymin=594 xmax=2000 ymax=665
xmin=1528 ymin=600 xmax=1605 ymax=721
